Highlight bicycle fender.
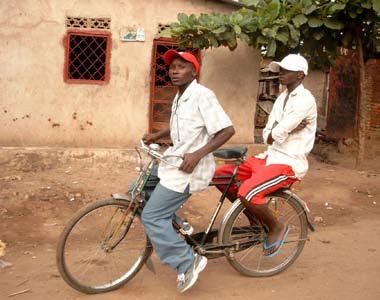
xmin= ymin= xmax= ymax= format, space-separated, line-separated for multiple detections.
xmin=218 ymin=199 xmax=243 ymax=244
xmin=281 ymin=189 xmax=316 ymax=232
xmin=218 ymin=192 xmax=316 ymax=240
xmin=111 ymin=193 xmax=131 ymax=201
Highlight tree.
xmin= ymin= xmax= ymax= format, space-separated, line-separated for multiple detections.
xmin=163 ymin=0 xmax=380 ymax=164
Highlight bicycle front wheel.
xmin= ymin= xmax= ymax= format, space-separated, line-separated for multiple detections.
xmin=56 ymin=198 xmax=152 ymax=294
xmin=221 ymin=190 xmax=308 ymax=277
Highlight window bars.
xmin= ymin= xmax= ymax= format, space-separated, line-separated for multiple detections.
xmin=64 ymin=30 xmax=111 ymax=84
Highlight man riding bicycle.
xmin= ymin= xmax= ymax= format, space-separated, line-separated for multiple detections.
xmin=141 ymin=50 xmax=235 ymax=293
xmin=215 ymin=54 xmax=317 ymax=257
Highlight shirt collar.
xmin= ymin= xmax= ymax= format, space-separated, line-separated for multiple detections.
xmin=175 ymin=79 xmax=198 ymax=102
xmin=287 ymin=84 xmax=304 ymax=97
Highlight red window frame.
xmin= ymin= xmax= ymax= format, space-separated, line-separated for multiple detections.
xmin=64 ymin=29 xmax=112 ymax=84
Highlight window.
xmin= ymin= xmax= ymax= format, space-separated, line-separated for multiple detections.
xmin=64 ymin=29 xmax=111 ymax=84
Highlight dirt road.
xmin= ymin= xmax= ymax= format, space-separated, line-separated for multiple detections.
xmin=1 ymin=152 xmax=380 ymax=300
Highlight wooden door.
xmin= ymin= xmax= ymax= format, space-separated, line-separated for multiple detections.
xmin=149 ymin=39 xmax=200 ymax=142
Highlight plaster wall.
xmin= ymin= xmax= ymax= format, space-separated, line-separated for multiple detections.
xmin=0 ymin=0 xmax=260 ymax=147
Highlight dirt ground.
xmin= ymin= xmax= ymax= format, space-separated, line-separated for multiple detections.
xmin=1 ymin=148 xmax=380 ymax=300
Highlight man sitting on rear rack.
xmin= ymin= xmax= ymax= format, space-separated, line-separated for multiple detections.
xmin=215 ymin=54 xmax=317 ymax=257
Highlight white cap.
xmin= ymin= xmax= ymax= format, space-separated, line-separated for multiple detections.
xmin=268 ymin=54 xmax=308 ymax=75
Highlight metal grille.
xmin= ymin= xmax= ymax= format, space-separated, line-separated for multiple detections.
xmin=66 ymin=16 xmax=111 ymax=29
xmin=65 ymin=31 xmax=111 ymax=83
xmin=157 ymin=23 xmax=171 ymax=34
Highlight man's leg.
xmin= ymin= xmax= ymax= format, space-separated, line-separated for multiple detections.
xmin=238 ymin=159 xmax=297 ymax=255
xmin=241 ymin=199 xmax=287 ymax=245
xmin=141 ymin=183 xmax=194 ymax=274
xmin=213 ymin=162 xmax=252 ymax=202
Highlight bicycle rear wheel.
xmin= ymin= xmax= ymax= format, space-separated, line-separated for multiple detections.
xmin=56 ymin=198 xmax=152 ymax=294
xmin=221 ymin=190 xmax=308 ymax=277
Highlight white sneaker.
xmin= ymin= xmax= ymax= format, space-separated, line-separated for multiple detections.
xmin=177 ymin=254 xmax=207 ymax=293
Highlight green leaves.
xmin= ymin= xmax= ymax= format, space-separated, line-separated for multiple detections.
xmin=265 ymin=0 xmax=281 ymax=21
xmin=212 ymin=26 xmax=227 ymax=35
xmin=292 ymin=14 xmax=308 ymax=27
xmin=361 ymin=1 xmax=372 ymax=10
xmin=324 ymin=19 xmax=344 ymax=30
xmin=329 ymin=3 xmax=346 ymax=13
xmin=288 ymin=23 xmax=300 ymax=43
xmin=262 ymin=27 xmax=278 ymax=38
xmin=169 ymin=0 xmax=380 ymax=67
xmin=159 ymin=28 xmax=172 ymax=38
xmin=373 ymin=0 xmax=380 ymax=15
xmin=234 ymin=25 xmax=242 ymax=34
xmin=308 ymin=18 xmax=324 ymax=28
xmin=266 ymin=39 xmax=277 ymax=57
xmin=304 ymin=4 xmax=318 ymax=15
xmin=241 ymin=0 xmax=261 ymax=7
xmin=275 ymin=29 xmax=290 ymax=44
xmin=178 ymin=13 xmax=188 ymax=25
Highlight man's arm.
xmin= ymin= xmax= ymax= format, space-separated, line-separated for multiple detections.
xmin=269 ymin=98 xmax=315 ymax=145
xmin=266 ymin=119 xmax=309 ymax=145
xmin=179 ymin=126 xmax=235 ymax=173
xmin=142 ymin=128 xmax=170 ymax=144
xmin=266 ymin=121 xmax=278 ymax=145
xmin=263 ymin=97 xmax=281 ymax=145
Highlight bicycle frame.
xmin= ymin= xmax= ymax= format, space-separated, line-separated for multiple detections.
xmin=129 ymin=142 xmax=263 ymax=257
xmin=113 ymin=142 xmax=309 ymax=260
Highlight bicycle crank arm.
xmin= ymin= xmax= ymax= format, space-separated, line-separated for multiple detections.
xmin=145 ymin=257 xmax=156 ymax=274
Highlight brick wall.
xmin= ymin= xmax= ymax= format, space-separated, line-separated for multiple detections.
xmin=364 ymin=59 xmax=380 ymax=157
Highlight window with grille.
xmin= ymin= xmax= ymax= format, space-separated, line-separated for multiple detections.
xmin=64 ymin=30 xmax=111 ymax=84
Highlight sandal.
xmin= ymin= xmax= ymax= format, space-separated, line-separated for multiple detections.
xmin=263 ymin=225 xmax=290 ymax=257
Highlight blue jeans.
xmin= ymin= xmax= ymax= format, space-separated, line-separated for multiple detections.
xmin=141 ymin=183 xmax=194 ymax=274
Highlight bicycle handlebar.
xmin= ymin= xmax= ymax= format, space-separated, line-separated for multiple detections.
xmin=139 ymin=140 xmax=183 ymax=168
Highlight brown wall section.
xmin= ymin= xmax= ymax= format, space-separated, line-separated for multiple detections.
xmin=326 ymin=53 xmax=359 ymax=139
xmin=364 ymin=59 xmax=380 ymax=157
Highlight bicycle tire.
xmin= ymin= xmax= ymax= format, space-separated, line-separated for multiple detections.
xmin=221 ymin=190 xmax=308 ymax=277
xmin=56 ymin=198 xmax=152 ymax=294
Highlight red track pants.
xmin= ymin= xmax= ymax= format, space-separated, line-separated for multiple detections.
xmin=213 ymin=157 xmax=298 ymax=205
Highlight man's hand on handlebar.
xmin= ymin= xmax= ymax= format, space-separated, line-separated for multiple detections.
xmin=143 ymin=128 xmax=170 ymax=145
xmin=142 ymin=133 xmax=159 ymax=145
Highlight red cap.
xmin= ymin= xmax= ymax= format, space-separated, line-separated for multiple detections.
xmin=162 ymin=50 xmax=200 ymax=74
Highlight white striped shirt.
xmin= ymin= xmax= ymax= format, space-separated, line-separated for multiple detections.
xmin=158 ymin=80 xmax=233 ymax=193
xmin=260 ymin=84 xmax=317 ymax=178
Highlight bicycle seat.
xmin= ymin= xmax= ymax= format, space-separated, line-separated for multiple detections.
xmin=213 ymin=147 xmax=248 ymax=159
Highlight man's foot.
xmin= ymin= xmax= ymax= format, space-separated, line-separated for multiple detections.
xmin=263 ymin=224 xmax=290 ymax=257
xmin=177 ymin=254 xmax=207 ymax=293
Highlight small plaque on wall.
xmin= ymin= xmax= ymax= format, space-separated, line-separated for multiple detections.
xmin=120 ymin=26 xmax=145 ymax=42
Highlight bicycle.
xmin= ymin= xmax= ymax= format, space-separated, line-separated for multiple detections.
xmin=56 ymin=141 xmax=315 ymax=294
